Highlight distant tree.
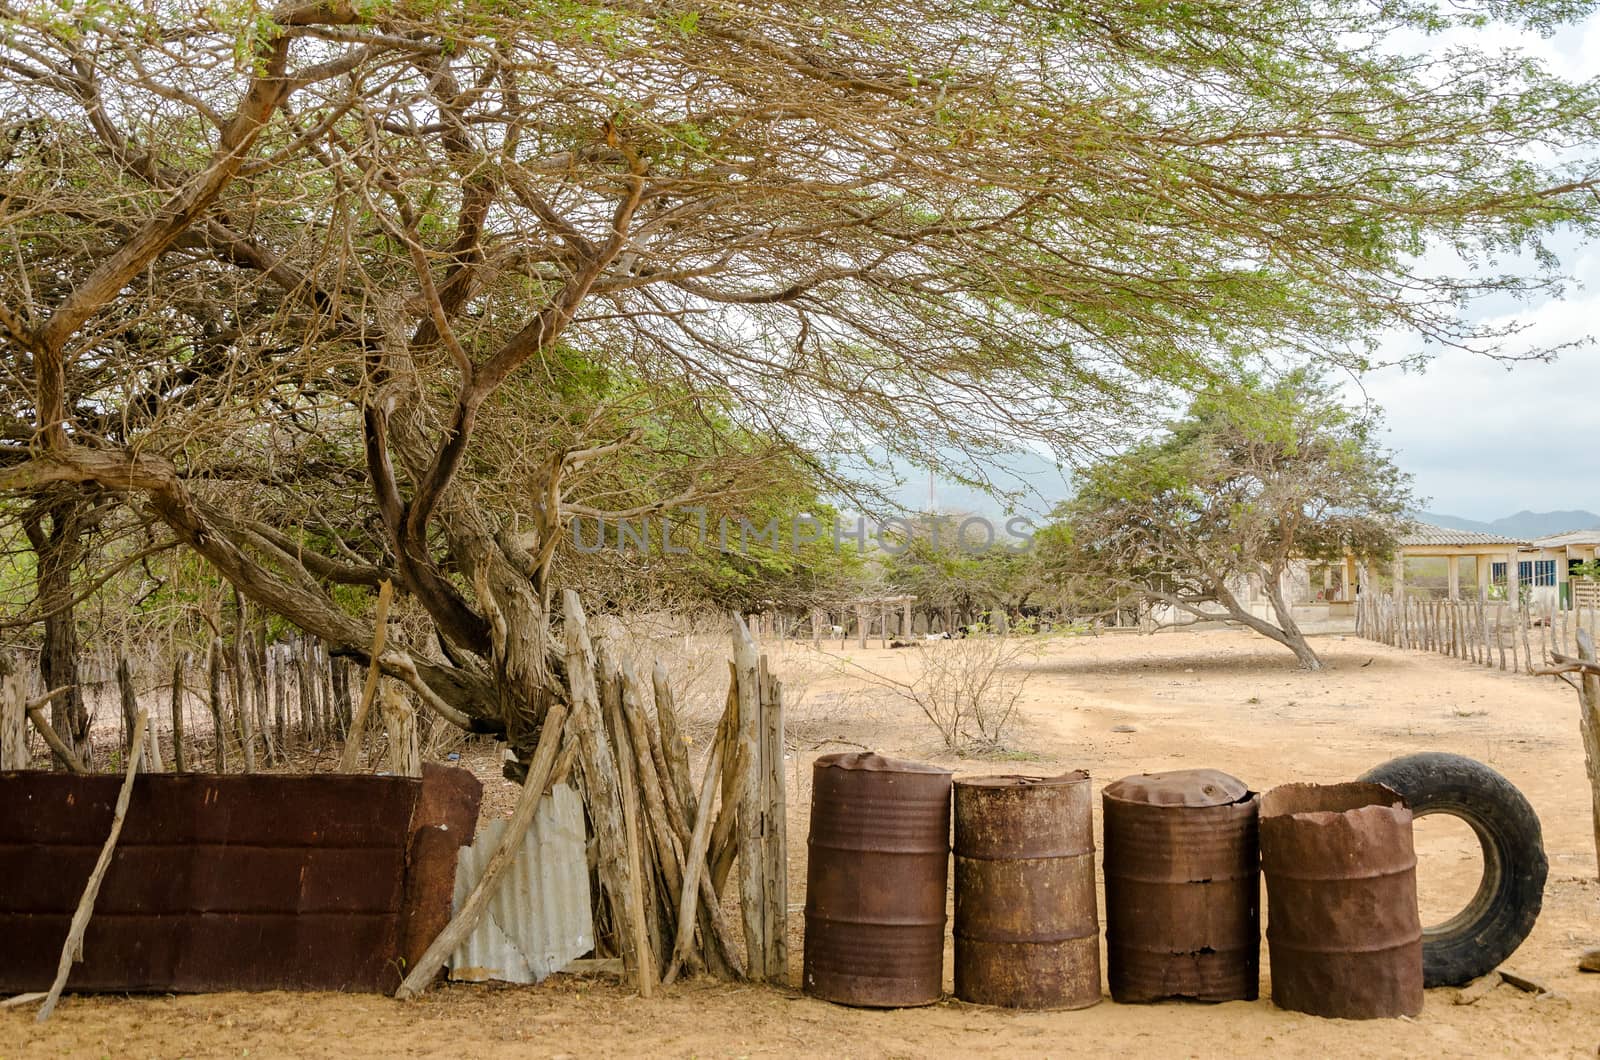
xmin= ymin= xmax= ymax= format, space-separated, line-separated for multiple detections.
xmin=882 ymin=514 xmax=1033 ymax=628
xmin=1038 ymin=371 xmax=1412 ymax=669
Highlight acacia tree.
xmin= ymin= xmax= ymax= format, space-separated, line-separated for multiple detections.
xmin=1039 ymin=370 xmax=1412 ymax=669
xmin=0 ymin=1 xmax=1595 ymax=761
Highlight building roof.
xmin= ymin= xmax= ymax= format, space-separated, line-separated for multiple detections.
xmin=1398 ymin=522 xmax=1528 ymax=548
xmin=1531 ymin=528 xmax=1600 ymax=549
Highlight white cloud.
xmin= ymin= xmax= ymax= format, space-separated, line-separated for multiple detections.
xmin=1354 ymin=246 xmax=1600 ymax=519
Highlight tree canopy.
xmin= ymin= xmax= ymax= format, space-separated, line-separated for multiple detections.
xmin=0 ymin=0 xmax=1595 ymax=757
xmin=1038 ymin=369 xmax=1414 ymax=668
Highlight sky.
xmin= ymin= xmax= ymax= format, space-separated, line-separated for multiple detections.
xmin=893 ymin=10 xmax=1600 ymax=525
xmin=1355 ymin=12 xmax=1600 ymax=521
xmin=1357 ymin=253 xmax=1600 ymax=520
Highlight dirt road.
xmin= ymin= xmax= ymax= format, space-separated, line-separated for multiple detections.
xmin=6 ymin=629 xmax=1596 ymax=1057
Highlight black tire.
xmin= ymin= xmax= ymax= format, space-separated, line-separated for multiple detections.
xmin=1359 ymin=752 xmax=1547 ymax=988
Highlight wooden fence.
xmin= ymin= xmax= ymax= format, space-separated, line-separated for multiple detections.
xmin=1357 ymin=590 xmax=1600 ymax=677
xmin=1 ymin=635 xmax=365 ymax=777
xmin=394 ymin=598 xmax=788 ymax=996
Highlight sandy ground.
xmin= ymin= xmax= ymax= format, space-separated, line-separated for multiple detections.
xmin=6 ymin=628 xmax=1599 ymax=1058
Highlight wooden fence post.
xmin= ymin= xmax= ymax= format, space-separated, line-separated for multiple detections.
xmin=652 ymin=661 xmax=695 ymax=825
xmin=1576 ymin=632 xmax=1600 ymax=880
xmin=116 ymin=657 xmax=138 ymax=754
xmin=759 ymin=655 xmax=788 ymax=982
xmin=380 ymin=682 xmax=421 ymax=777
xmin=272 ymin=645 xmax=289 ymax=754
xmin=168 ymin=653 xmax=188 ymax=771
xmin=1 ymin=661 xmax=27 ymax=770
xmin=731 ymin=613 xmax=767 ymax=981
xmin=564 ymin=592 xmax=654 ymax=996
xmin=230 ymin=632 xmax=255 ymax=774
xmin=207 ymin=637 xmax=226 ymax=773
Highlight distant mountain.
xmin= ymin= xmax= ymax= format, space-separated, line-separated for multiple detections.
xmin=878 ymin=449 xmax=1073 ymax=521
xmin=1413 ymin=509 xmax=1600 ymax=538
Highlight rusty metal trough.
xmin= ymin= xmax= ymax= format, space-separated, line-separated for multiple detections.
xmin=0 ymin=763 xmax=480 ymax=995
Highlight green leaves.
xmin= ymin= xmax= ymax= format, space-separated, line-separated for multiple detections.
xmin=1042 ymin=366 xmax=1413 ymax=607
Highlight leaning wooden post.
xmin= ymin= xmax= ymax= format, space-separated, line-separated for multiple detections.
xmin=600 ymin=644 xmax=664 ymax=968
xmin=731 ymin=612 xmax=767 ymax=981
xmin=37 ymin=709 xmax=147 ymax=1022
xmin=564 ymin=591 xmax=654 ymax=996
xmin=338 ymin=580 xmax=393 ymax=773
xmin=394 ymin=698 xmax=569 ymax=999
xmin=664 ymin=728 xmax=726 ymax=985
xmin=618 ymin=662 xmax=688 ymax=926
xmin=652 ymin=661 xmax=696 ymax=826
xmin=710 ymin=666 xmax=743 ymax=893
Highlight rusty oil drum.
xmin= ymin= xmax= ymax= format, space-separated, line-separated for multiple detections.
xmin=802 ymin=752 xmax=953 ymax=1007
xmin=953 ymin=771 xmax=1100 ymax=1009
xmin=1260 ymin=782 xmax=1423 ymax=1019
xmin=1102 ymin=769 xmax=1260 ymax=1002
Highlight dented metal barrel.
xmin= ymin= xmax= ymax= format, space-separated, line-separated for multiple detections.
xmin=1102 ymin=769 xmax=1260 ymax=1003
xmin=802 ymin=752 xmax=953 ymax=1007
xmin=1261 ymin=782 xmax=1423 ymax=1019
xmin=953 ymin=771 xmax=1100 ymax=1009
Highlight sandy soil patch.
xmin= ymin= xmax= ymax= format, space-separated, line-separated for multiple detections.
xmin=6 ymin=629 xmax=1597 ymax=1057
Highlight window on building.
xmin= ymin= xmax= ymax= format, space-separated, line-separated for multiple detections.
xmin=1493 ymin=560 xmax=1558 ymax=586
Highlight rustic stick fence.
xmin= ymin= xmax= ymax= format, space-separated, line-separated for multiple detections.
xmin=1357 ymin=588 xmax=1600 ymax=680
xmin=0 ymin=633 xmax=388 ymax=777
xmin=568 ymin=603 xmax=787 ymax=988
xmin=394 ymin=594 xmax=789 ymax=996
xmin=2 ymin=593 xmax=790 ymax=993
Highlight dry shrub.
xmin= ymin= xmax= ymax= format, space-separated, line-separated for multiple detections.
xmin=853 ymin=633 xmax=1036 ymax=754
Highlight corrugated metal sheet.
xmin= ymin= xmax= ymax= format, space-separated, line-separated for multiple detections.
xmin=0 ymin=772 xmax=423 ymax=993
xmin=1399 ymin=522 xmax=1527 ymax=547
xmin=448 ymin=783 xmax=593 ymax=984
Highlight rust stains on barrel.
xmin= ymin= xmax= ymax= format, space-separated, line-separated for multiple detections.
xmin=803 ymin=752 xmax=952 ymax=1007
xmin=954 ymin=771 xmax=1100 ymax=1009
xmin=1102 ymin=769 xmax=1260 ymax=1003
xmin=1261 ymin=782 xmax=1423 ymax=1019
